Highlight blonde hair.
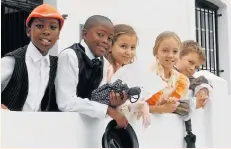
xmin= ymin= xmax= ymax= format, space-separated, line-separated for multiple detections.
xmin=112 ymin=24 xmax=138 ymax=45
xmin=180 ymin=40 xmax=206 ymax=62
xmin=153 ymin=31 xmax=181 ymax=56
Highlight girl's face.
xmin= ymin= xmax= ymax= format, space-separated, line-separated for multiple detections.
xmin=155 ymin=37 xmax=180 ymax=70
xmin=111 ymin=34 xmax=137 ymax=65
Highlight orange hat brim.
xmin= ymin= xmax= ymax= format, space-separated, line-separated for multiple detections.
xmin=26 ymin=4 xmax=64 ymax=30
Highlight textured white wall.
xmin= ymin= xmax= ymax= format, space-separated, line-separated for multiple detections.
xmin=1 ymin=71 xmax=231 ymax=148
xmin=45 ymin=0 xmax=195 ymax=64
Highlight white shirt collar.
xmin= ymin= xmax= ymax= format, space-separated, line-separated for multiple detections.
xmin=26 ymin=42 xmax=50 ymax=66
xmin=80 ymin=40 xmax=100 ymax=60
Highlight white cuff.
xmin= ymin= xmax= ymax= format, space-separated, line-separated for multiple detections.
xmin=97 ymin=103 xmax=109 ymax=118
xmin=194 ymin=83 xmax=212 ymax=98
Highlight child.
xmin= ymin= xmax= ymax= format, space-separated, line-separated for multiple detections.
xmin=146 ymin=31 xmax=190 ymax=113
xmin=175 ymin=40 xmax=213 ymax=148
xmin=105 ymin=24 xmax=137 ymax=82
xmin=55 ymin=15 xmax=128 ymax=128
xmin=176 ymin=40 xmax=212 ymax=109
xmin=1 ymin=4 xmax=64 ymax=111
xmin=93 ymin=24 xmax=150 ymax=127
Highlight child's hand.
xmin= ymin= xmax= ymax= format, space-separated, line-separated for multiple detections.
xmin=114 ymin=112 xmax=128 ymax=128
xmin=196 ymin=88 xmax=209 ymax=97
xmin=201 ymin=99 xmax=208 ymax=108
xmin=195 ymin=88 xmax=209 ymax=109
xmin=1 ymin=104 xmax=9 ymax=110
xmin=109 ymin=91 xmax=128 ymax=107
xmin=160 ymin=103 xmax=178 ymax=113
xmin=140 ymin=102 xmax=151 ymax=128
xmin=107 ymin=107 xmax=128 ymax=128
xmin=196 ymin=96 xmax=208 ymax=109
xmin=129 ymin=101 xmax=151 ymax=128
xmin=166 ymin=97 xmax=178 ymax=104
xmin=159 ymin=97 xmax=177 ymax=105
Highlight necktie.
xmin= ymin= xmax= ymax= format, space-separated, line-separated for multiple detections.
xmin=92 ymin=58 xmax=102 ymax=67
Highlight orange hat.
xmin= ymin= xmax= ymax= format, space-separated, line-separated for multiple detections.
xmin=26 ymin=4 xmax=64 ymax=30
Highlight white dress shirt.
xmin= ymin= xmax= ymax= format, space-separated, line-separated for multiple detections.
xmin=1 ymin=42 xmax=50 ymax=111
xmin=55 ymin=41 xmax=110 ymax=118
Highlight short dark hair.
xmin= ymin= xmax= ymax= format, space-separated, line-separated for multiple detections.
xmin=27 ymin=18 xmax=35 ymax=28
xmin=83 ymin=15 xmax=113 ymax=30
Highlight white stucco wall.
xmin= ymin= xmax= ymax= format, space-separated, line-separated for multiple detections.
xmin=1 ymin=71 xmax=231 ymax=148
xmin=207 ymin=0 xmax=231 ymax=94
xmin=46 ymin=0 xmax=196 ymax=62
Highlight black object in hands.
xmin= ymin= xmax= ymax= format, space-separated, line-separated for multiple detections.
xmin=127 ymin=87 xmax=141 ymax=103
xmin=90 ymin=79 xmax=141 ymax=106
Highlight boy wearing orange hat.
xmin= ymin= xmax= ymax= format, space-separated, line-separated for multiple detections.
xmin=1 ymin=4 xmax=64 ymax=111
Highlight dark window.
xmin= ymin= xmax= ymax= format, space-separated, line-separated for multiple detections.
xmin=1 ymin=0 xmax=43 ymax=57
xmin=195 ymin=0 xmax=221 ymax=76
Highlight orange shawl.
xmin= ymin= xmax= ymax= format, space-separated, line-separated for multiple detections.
xmin=146 ymin=59 xmax=189 ymax=105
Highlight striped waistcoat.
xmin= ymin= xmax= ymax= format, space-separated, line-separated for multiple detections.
xmin=1 ymin=45 xmax=59 ymax=111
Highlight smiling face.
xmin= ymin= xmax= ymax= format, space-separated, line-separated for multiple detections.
xmin=155 ymin=37 xmax=180 ymax=70
xmin=111 ymin=34 xmax=137 ymax=65
xmin=176 ymin=40 xmax=206 ymax=77
xmin=82 ymin=21 xmax=114 ymax=57
xmin=26 ymin=18 xmax=60 ymax=54
xmin=176 ymin=52 xmax=204 ymax=77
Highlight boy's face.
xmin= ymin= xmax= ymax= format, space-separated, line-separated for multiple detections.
xmin=82 ymin=22 xmax=114 ymax=57
xmin=26 ymin=18 xmax=60 ymax=54
xmin=176 ymin=52 xmax=204 ymax=77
